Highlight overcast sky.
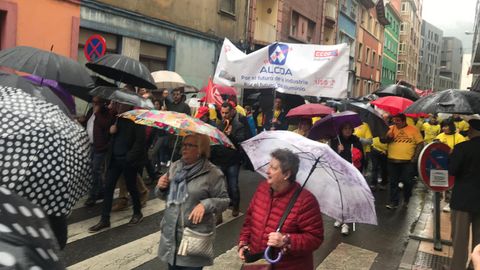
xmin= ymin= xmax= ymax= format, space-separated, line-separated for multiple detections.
xmin=422 ymin=0 xmax=477 ymax=54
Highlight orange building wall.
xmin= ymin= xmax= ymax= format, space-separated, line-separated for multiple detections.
xmin=12 ymin=0 xmax=80 ymax=58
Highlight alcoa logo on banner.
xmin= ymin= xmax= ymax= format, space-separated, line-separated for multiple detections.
xmin=268 ymin=43 xmax=289 ymax=65
xmin=260 ymin=43 xmax=293 ymax=76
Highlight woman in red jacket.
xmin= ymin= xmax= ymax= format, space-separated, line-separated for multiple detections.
xmin=238 ymin=149 xmax=324 ymax=270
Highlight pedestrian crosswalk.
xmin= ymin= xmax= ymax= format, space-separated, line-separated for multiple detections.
xmin=64 ymin=189 xmax=379 ymax=270
xmin=64 ymin=193 xmax=244 ymax=270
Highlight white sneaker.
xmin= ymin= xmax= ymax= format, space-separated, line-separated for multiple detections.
xmin=398 ymin=182 xmax=404 ymax=189
xmin=166 ymin=161 xmax=171 ymax=167
xmin=160 ymin=162 xmax=166 ymax=166
xmin=443 ymin=204 xmax=451 ymax=212
xmin=341 ymin=224 xmax=350 ymax=235
xmin=334 ymin=221 xmax=342 ymax=228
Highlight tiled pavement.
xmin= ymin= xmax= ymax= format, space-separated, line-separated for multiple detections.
xmin=400 ymin=191 xmax=456 ymax=270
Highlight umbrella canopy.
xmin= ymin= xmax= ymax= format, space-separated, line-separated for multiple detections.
xmin=286 ymin=103 xmax=334 ymax=118
xmin=200 ymin=83 xmax=237 ymax=96
xmin=0 ymin=86 xmax=92 ymax=216
xmin=119 ymin=109 xmax=234 ymax=148
xmin=0 ymin=72 xmax=73 ymax=116
xmin=89 ymin=86 xmax=154 ymax=109
xmin=370 ymin=96 xmax=413 ymax=115
xmin=338 ymin=101 xmax=388 ymax=137
xmin=404 ymin=89 xmax=480 ymax=115
xmin=308 ymin=111 xmax=362 ymax=140
xmin=151 ymin=70 xmax=186 ymax=89
xmin=86 ymin=54 xmax=156 ymax=89
xmin=374 ymin=84 xmax=419 ymax=101
xmin=0 ymin=187 xmax=63 ymax=269
xmin=23 ymin=74 xmax=76 ymax=114
xmin=241 ymin=131 xmax=377 ymax=225
xmin=0 ymin=46 xmax=94 ymax=89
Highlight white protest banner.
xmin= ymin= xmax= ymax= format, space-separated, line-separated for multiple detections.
xmin=214 ymin=38 xmax=349 ymax=98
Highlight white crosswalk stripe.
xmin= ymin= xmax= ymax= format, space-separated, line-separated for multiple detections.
xmin=67 ymin=199 xmax=165 ymax=244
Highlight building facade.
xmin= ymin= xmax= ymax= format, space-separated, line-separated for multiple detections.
xmin=471 ymin=0 xmax=480 ymax=91
xmin=438 ymin=37 xmax=463 ymax=90
xmin=397 ymin=0 xmax=422 ymax=87
xmin=354 ymin=0 xmax=389 ymax=97
xmin=0 ymin=0 xmax=80 ymax=58
xmin=79 ymin=0 xmax=248 ymax=89
xmin=417 ymin=20 xmax=443 ymax=91
xmin=381 ymin=0 xmax=401 ymax=86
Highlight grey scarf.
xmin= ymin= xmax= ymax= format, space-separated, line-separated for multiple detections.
xmin=166 ymin=158 xmax=205 ymax=207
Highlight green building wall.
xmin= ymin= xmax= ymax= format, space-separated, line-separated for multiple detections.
xmin=381 ymin=4 xmax=400 ymax=86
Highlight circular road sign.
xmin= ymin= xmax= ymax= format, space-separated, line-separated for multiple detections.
xmin=418 ymin=142 xmax=455 ymax=192
xmin=84 ymin=34 xmax=106 ymax=62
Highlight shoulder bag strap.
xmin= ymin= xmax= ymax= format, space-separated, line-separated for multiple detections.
xmin=275 ymin=186 xmax=302 ymax=232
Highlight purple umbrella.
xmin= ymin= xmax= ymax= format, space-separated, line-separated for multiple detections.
xmin=308 ymin=111 xmax=362 ymax=140
xmin=24 ymin=75 xmax=76 ymax=115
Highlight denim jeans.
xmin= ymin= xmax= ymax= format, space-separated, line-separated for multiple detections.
xmin=388 ymin=162 xmax=414 ymax=206
xmin=221 ymin=163 xmax=240 ymax=209
xmin=101 ymin=157 xmax=142 ymax=221
xmin=168 ymin=265 xmax=202 ymax=270
xmin=89 ymin=150 xmax=106 ymax=199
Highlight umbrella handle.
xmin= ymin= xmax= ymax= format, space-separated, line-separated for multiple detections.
xmin=264 ymin=246 xmax=282 ymax=264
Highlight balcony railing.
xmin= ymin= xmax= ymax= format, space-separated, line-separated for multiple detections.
xmin=254 ymin=20 xmax=277 ymax=43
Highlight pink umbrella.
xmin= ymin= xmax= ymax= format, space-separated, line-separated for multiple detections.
xmin=370 ymin=96 xmax=413 ymax=115
xmin=286 ymin=103 xmax=334 ymax=118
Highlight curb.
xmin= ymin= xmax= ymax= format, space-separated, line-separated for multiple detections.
xmin=398 ymin=188 xmax=433 ymax=269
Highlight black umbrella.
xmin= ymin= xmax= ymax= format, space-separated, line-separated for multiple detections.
xmin=338 ymin=100 xmax=389 ymax=137
xmin=0 ymin=72 xmax=72 ymax=116
xmin=0 ymin=187 xmax=64 ymax=269
xmin=404 ymin=89 xmax=480 ymax=115
xmin=86 ymin=54 xmax=157 ymax=89
xmin=89 ymin=86 xmax=154 ymax=109
xmin=374 ymin=84 xmax=419 ymax=101
xmin=0 ymin=86 xmax=92 ymax=216
xmin=0 ymin=46 xmax=94 ymax=89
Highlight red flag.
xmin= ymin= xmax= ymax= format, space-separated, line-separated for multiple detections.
xmin=205 ymin=78 xmax=224 ymax=108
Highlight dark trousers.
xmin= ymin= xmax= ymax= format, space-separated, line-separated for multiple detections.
xmin=370 ymin=149 xmax=388 ymax=186
xmin=89 ymin=150 xmax=106 ymax=199
xmin=168 ymin=265 xmax=202 ymax=270
xmin=221 ymin=163 xmax=240 ymax=209
xmin=101 ymin=157 xmax=142 ymax=221
xmin=388 ymin=162 xmax=414 ymax=206
xmin=48 ymin=215 xmax=67 ymax=250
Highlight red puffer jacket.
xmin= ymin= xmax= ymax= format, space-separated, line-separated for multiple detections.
xmin=239 ymin=181 xmax=324 ymax=270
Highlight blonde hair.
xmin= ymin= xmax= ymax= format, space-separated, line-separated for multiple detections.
xmin=185 ymin=134 xmax=211 ymax=159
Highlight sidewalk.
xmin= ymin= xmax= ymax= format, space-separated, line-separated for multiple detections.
xmin=399 ymin=190 xmax=453 ymax=270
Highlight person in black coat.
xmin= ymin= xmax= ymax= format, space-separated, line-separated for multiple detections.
xmin=448 ymin=119 xmax=480 ymax=270
xmin=329 ymin=121 xmax=365 ymax=236
xmin=88 ymin=102 xmax=146 ymax=232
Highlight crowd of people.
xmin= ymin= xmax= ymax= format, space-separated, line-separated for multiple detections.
xmin=9 ymin=83 xmax=480 ymax=270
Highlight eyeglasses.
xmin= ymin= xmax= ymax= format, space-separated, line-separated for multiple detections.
xmin=182 ymin=143 xmax=198 ymax=149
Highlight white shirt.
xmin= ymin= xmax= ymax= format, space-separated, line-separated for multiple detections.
xmin=87 ymin=113 xmax=95 ymax=144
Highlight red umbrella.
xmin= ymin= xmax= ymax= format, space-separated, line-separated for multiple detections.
xmin=286 ymin=103 xmax=334 ymax=118
xmin=200 ymin=83 xmax=236 ymax=96
xmin=370 ymin=96 xmax=413 ymax=115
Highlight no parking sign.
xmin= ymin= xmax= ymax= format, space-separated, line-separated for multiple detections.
xmin=418 ymin=142 xmax=455 ymax=192
xmin=83 ymin=34 xmax=106 ymax=62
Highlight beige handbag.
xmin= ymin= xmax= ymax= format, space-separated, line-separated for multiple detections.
xmin=177 ymin=206 xmax=214 ymax=258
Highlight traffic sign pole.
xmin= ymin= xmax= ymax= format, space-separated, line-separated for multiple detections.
xmin=410 ymin=142 xmax=454 ymax=250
